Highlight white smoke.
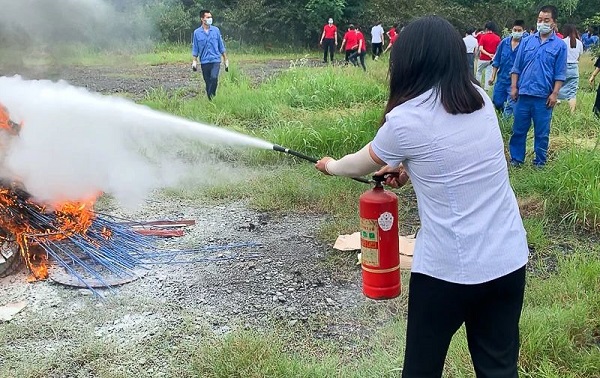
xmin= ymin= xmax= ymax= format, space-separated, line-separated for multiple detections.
xmin=0 ymin=76 xmax=273 ymax=207
xmin=0 ymin=0 xmax=155 ymax=51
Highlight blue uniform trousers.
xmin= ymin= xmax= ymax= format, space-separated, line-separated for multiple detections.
xmin=509 ymin=95 xmax=553 ymax=166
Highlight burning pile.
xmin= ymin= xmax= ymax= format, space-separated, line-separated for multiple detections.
xmin=0 ymin=185 xmax=140 ymax=283
xmin=0 ymin=103 xmax=261 ymax=294
xmin=0 ymin=103 xmax=156 ymax=290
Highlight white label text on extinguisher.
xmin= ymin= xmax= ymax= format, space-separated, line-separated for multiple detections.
xmin=360 ymin=218 xmax=379 ymax=267
xmin=378 ymin=212 xmax=394 ymax=232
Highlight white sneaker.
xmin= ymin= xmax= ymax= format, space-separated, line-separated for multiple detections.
xmin=374 ymin=56 xmax=379 ymax=61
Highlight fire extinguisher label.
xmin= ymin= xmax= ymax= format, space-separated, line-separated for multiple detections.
xmin=360 ymin=218 xmax=379 ymax=267
xmin=378 ymin=212 xmax=394 ymax=232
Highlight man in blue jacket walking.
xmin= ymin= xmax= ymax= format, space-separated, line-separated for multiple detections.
xmin=509 ymin=5 xmax=567 ymax=167
xmin=192 ymin=10 xmax=229 ymax=100
xmin=488 ymin=20 xmax=525 ymax=118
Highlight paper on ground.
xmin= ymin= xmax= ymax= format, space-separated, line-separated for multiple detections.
xmin=336 ymin=232 xmax=417 ymax=270
xmin=333 ymin=232 xmax=361 ymax=251
xmin=0 ymin=301 xmax=28 ymax=322
xmin=334 ymin=232 xmax=416 ymax=256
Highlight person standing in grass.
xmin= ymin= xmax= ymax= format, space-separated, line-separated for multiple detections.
xmin=316 ymin=15 xmax=528 ymax=377
xmin=339 ymin=24 xmax=358 ymax=63
xmin=509 ymin=5 xmax=567 ymax=168
xmin=476 ymin=22 xmax=501 ymax=91
xmin=582 ymin=26 xmax=599 ymax=51
xmin=590 ymin=56 xmax=600 ymax=117
xmin=320 ymin=17 xmax=338 ymax=63
xmin=383 ymin=25 xmax=401 ymax=54
xmin=463 ymin=27 xmax=478 ymax=75
xmin=387 ymin=23 xmax=399 ymax=41
xmin=557 ymin=24 xmax=584 ymax=113
xmin=192 ymin=9 xmax=228 ymax=101
xmin=349 ymin=26 xmax=367 ymax=71
xmin=371 ymin=21 xmax=385 ymax=60
xmin=488 ymin=20 xmax=525 ymax=118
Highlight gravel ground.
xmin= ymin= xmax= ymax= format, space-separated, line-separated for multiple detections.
xmin=0 ymin=60 xmax=411 ymax=372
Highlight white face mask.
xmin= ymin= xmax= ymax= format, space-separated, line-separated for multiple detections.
xmin=328 ymin=19 xmax=333 ymax=24
xmin=512 ymin=31 xmax=524 ymax=39
xmin=537 ymin=22 xmax=552 ymax=34
xmin=205 ymin=17 xmax=213 ymax=26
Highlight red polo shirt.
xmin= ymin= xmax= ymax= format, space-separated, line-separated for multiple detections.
xmin=323 ymin=24 xmax=337 ymax=39
xmin=343 ymin=31 xmax=357 ymax=50
xmin=478 ymin=32 xmax=501 ymax=61
xmin=390 ymin=33 xmax=399 ymax=45
xmin=388 ymin=28 xmax=397 ymax=39
xmin=356 ymin=31 xmax=366 ymax=52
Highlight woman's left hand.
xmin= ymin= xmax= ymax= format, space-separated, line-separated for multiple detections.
xmin=315 ymin=157 xmax=334 ymax=175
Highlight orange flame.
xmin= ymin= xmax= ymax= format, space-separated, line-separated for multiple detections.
xmin=0 ymin=188 xmax=100 ymax=281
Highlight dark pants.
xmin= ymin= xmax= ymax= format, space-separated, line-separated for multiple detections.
xmin=201 ymin=62 xmax=220 ymax=100
xmin=509 ymin=95 xmax=553 ymax=166
xmin=594 ymin=81 xmax=600 ymax=117
xmin=345 ymin=49 xmax=353 ymax=62
xmin=322 ymin=38 xmax=335 ymax=62
xmin=372 ymin=42 xmax=383 ymax=59
xmin=467 ymin=53 xmax=475 ymax=75
xmin=349 ymin=50 xmax=366 ymax=71
xmin=402 ymin=266 xmax=526 ymax=378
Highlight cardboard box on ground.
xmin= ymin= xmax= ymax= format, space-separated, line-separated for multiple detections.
xmin=333 ymin=233 xmax=414 ymax=270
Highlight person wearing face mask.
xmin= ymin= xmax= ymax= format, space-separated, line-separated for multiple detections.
xmin=488 ymin=20 xmax=525 ymax=118
xmin=557 ymin=24 xmax=584 ymax=113
xmin=320 ymin=17 xmax=338 ymax=63
xmin=509 ymin=5 xmax=567 ymax=168
xmin=192 ymin=10 xmax=228 ymax=101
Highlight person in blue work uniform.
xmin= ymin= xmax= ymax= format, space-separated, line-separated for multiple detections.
xmin=192 ymin=10 xmax=229 ymax=100
xmin=488 ymin=20 xmax=525 ymax=118
xmin=509 ymin=5 xmax=567 ymax=168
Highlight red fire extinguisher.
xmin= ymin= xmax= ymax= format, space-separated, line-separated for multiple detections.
xmin=359 ymin=175 xmax=401 ymax=299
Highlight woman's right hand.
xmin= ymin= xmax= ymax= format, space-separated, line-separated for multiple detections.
xmin=374 ymin=165 xmax=410 ymax=188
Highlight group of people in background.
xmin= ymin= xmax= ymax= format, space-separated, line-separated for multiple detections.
xmin=320 ymin=18 xmax=403 ymax=71
xmin=462 ymin=7 xmax=599 ymax=168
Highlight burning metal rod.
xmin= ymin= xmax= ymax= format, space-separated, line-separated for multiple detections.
xmin=272 ymin=145 xmax=372 ymax=184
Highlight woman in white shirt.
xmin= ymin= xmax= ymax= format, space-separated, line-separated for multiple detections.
xmin=316 ymin=15 xmax=528 ymax=377
xmin=558 ymin=24 xmax=584 ymax=112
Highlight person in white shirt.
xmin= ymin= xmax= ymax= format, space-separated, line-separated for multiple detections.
xmin=558 ymin=24 xmax=584 ymax=112
xmin=316 ymin=15 xmax=528 ymax=377
xmin=370 ymin=21 xmax=385 ymax=60
xmin=463 ymin=27 xmax=478 ymax=75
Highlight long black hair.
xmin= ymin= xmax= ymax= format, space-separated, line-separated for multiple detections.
xmin=383 ymin=15 xmax=484 ymax=121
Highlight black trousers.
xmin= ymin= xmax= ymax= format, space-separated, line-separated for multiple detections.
xmin=322 ymin=38 xmax=335 ymax=62
xmin=372 ymin=42 xmax=383 ymax=59
xmin=349 ymin=50 xmax=366 ymax=71
xmin=200 ymin=62 xmax=220 ymax=100
xmin=467 ymin=53 xmax=475 ymax=75
xmin=594 ymin=81 xmax=600 ymax=117
xmin=402 ymin=266 xmax=526 ymax=378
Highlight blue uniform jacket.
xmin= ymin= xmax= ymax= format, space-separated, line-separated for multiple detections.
xmin=510 ymin=32 xmax=567 ymax=98
xmin=192 ymin=26 xmax=226 ymax=64
xmin=492 ymin=37 xmax=521 ymax=86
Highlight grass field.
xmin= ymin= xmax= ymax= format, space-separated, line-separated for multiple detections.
xmin=2 ymin=44 xmax=600 ymax=377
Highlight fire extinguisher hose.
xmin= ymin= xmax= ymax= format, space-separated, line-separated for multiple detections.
xmin=272 ymin=144 xmax=372 ymax=184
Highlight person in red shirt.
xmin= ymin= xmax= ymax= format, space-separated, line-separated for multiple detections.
xmin=477 ymin=21 xmax=501 ymax=90
xmin=339 ymin=24 xmax=358 ymax=62
xmin=319 ymin=17 xmax=338 ymax=63
xmin=387 ymin=23 xmax=399 ymax=40
xmin=384 ymin=25 xmax=401 ymax=54
xmin=349 ymin=25 xmax=367 ymax=71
